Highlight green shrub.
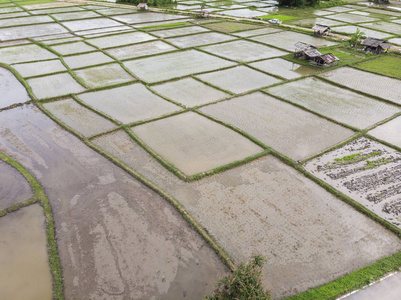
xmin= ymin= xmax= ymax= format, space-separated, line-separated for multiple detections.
xmin=206 ymin=256 xmax=271 ymax=300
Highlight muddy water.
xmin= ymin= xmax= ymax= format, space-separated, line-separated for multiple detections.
xmin=0 ymin=66 xmax=30 ymax=109
xmin=0 ymin=105 xmax=228 ymax=299
xmin=369 ymin=116 xmax=401 ymax=148
xmin=0 ymin=204 xmax=52 ymax=300
xmin=0 ymin=161 xmax=33 ymax=210
xmin=249 ymin=58 xmax=316 ymax=80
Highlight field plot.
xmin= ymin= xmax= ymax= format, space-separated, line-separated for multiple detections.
xmin=233 ymin=27 xmax=282 ymax=37
xmin=290 ymin=17 xmax=344 ymax=27
xmin=362 ymin=21 xmax=401 ymax=35
xmin=166 ymin=32 xmax=235 ymax=48
xmin=249 ymin=58 xmax=316 ymax=79
xmin=51 ymin=11 xmax=101 ymax=21
xmin=369 ymin=117 xmax=401 ymax=148
xmin=389 ymin=38 xmax=401 ymax=46
xmin=78 ymin=83 xmax=181 ymax=124
xmin=51 ymin=41 xmax=96 ymax=55
xmin=325 ymin=12 xmax=378 ymax=23
xmin=123 ymin=49 xmax=235 ymax=83
xmin=0 ymin=204 xmax=52 ymax=300
xmin=0 ymin=67 xmax=30 ymax=108
xmin=12 ymin=60 xmax=67 ymax=78
xmin=106 ymin=40 xmax=176 ymax=60
xmin=0 ymin=23 xmax=68 ymax=41
xmin=201 ymin=21 xmax=262 ymax=33
xmin=77 ymin=26 xmax=132 ymax=37
xmin=331 ymin=25 xmax=393 ymax=39
xmin=131 ymin=112 xmax=263 ymax=176
xmin=91 ymin=131 xmax=401 ymax=299
xmin=30 ymin=6 xmax=85 ymax=14
xmin=250 ymin=31 xmax=337 ymax=51
xmin=61 ymin=18 xmax=123 ymax=32
xmin=200 ymin=40 xmax=287 ymax=62
xmin=0 ymin=15 xmax=53 ymax=27
xmin=356 ymin=56 xmax=401 ymax=78
xmin=151 ymin=26 xmax=210 ymax=37
xmin=63 ymin=52 xmax=114 ymax=69
xmin=0 ymin=161 xmax=32 ymax=210
xmin=86 ymin=31 xmax=156 ymax=49
xmin=200 ymin=92 xmax=354 ymax=160
xmin=43 ymin=98 xmax=116 ymax=137
xmin=267 ymin=77 xmax=400 ymax=129
xmin=219 ymin=8 xmax=266 ymax=18
xmin=27 ymin=73 xmax=85 ymax=99
xmin=305 ymin=137 xmax=401 ymax=227
xmin=74 ymin=63 xmax=134 ymax=88
xmin=320 ymin=67 xmax=401 ymax=105
xmin=196 ymin=66 xmax=281 ymax=94
xmin=112 ymin=12 xmax=188 ymax=24
xmin=93 ymin=7 xmax=139 ymax=15
xmin=151 ymin=77 xmax=229 ymax=107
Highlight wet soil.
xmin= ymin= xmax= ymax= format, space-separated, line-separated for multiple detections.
xmin=0 ymin=204 xmax=52 ymax=300
xmin=0 ymin=104 xmax=228 ymax=299
xmin=0 ymin=161 xmax=33 ymax=210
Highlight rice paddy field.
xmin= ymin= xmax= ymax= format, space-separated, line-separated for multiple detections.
xmin=0 ymin=0 xmax=401 ymax=299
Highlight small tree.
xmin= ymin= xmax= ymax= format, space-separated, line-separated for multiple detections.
xmin=206 ymin=256 xmax=271 ymax=300
xmin=348 ymin=28 xmax=366 ymax=48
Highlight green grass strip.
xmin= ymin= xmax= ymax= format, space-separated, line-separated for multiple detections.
xmin=285 ymin=251 xmax=401 ymax=300
xmin=0 ymin=152 xmax=64 ymax=300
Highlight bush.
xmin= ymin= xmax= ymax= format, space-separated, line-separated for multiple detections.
xmin=206 ymin=256 xmax=271 ymax=300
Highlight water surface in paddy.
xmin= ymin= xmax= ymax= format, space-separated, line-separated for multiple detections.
xmin=0 ymin=204 xmax=52 ymax=300
xmin=0 ymin=66 xmax=30 ymax=109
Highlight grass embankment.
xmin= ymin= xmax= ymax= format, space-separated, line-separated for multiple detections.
xmin=0 ymin=152 xmax=64 ymax=300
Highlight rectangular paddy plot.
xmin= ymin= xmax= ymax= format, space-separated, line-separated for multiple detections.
xmin=330 ymin=25 xmax=393 ymax=39
xmin=166 ymin=32 xmax=235 ymax=48
xmin=196 ymin=66 xmax=281 ymax=94
xmin=200 ymin=40 xmax=287 ymax=62
xmin=0 ymin=44 xmax=57 ymax=64
xmin=0 ymin=15 xmax=54 ymax=27
xmin=105 ymin=40 xmax=176 ymax=60
xmin=12 ymin=59 xmax=67 ymax=78
xmin=30 ymin=6 xmax=85 ymax=14
xmin=77 ymin=83 xmax=181 ymax=124
xmin=362 ymin=21 xmax=401 ymax=35
xmin=0 ymin=23 xmax=68 ymax=41
xmin=87 ymin=31 xmax=156 ymax=49
xmin=43 ymin=98 xmax=116 ymax=137
xmin=123 ymin=49 xmax=235 ymax=83
xmin=112 ymin=12 xmax=188 ymax=24
xmin=219 ymin=9 xmax=266 ymax=18
xmin=151 ymin=77 xmax=230 ymax=107
xmin=250 ymin=31 xmax=337 ymax=51
xmin=73 ymin=63 xmax=134 ymax=88
xmin=325 ymin=12 xmax=378 ymax=23
xmin=50 ymin=41 xmax=97 ymax=55
xmin=249 ymin=58 xmax=317 ymax=79
xmin=27 ymin=73 xmax=85 ymax=99
xmin=63 ymin=52 xmax=114 ymax=69
xmin=61 ymin=18 xmax=123 ymax=32
xmin=233 ymin=27 xmax=282 ymax=37
xmin=90 ymin=132 xmax=401 ymax=299
xmin=200 ymin=92 xmax=354 ymax=160
xmin=51 ymin=11 xmax=102 ymax=21
xmin=305 ymin=137 xmax=401 ymax=227
xmin=320 ymin=67 xmax=401 ymax=105
xmin=201 ymin=21 xmax=262 ymax=33
xmin=267 ymin=77 xmax=400 ymax=129
xmin=131 ymin=112 xmax=263 ymax=176
xmin=151 ymin=26 xmax=210 ymax=38
xmin=369 ymin=116 xmax=401 ymax=148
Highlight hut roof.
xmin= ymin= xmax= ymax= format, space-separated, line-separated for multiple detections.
xmin=320 ymin=53 xmax=339 ymax=64
xmin=361 ymin=37 xmax=391 ymax=49
xmin=312 ymin=24 xmax=330 ymax=32
xmin=294 ymin=41 xmax=316 ymax=51
xmin=304 ymin=49 xmax=322 ymax=58
xmin=138 ymin=2 xmax=148 ymax=7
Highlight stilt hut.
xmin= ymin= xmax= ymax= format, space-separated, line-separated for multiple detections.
xmin=361 ymin=37 xmax=391 ymax=54
xmin=312 ymin=24 xmax=331 ymax=37
xmin=309 ymin=53 xmax=339 ymax=67
xmin=294 ymin=42 xmax=317 ymax=59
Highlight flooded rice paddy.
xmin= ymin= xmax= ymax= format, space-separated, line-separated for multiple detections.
xmin=0 ymin=204 xmax=53 ymax=300
xmin=1 ymin=0 xmax=401 ymax=299
xmin=267 ymin=77 xmax=400 ymax=129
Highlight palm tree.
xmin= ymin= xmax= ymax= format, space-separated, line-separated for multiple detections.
xmin=349 ymin=28 xmax=366 ymax=48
